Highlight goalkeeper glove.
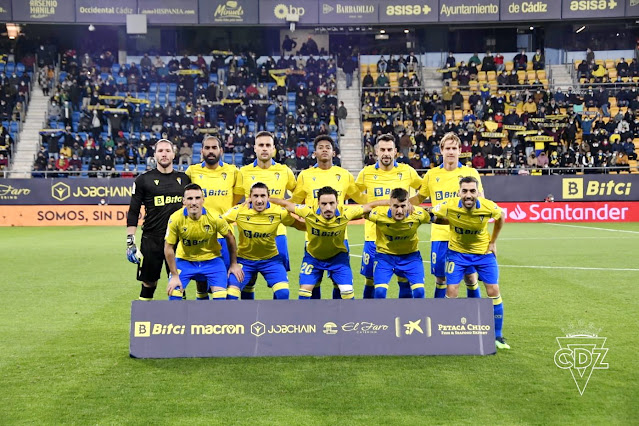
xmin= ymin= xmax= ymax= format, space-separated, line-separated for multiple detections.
xmin=126 ymin=234 xmax=140 ymax=264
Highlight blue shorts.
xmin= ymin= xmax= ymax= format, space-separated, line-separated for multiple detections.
xmin=276 ymin=235 xmax=290 ymax=271
xmin=218 ymin=237 xmax=230 ymax=269
xmin=445 ymin=250 xmax=499 ymax=285
xmin=374 ymin=252 xmax=425 ymax=285
xmin=176 ymin=257 xmax=228 ymax=289
xmin=228 ymin=256 xmax=288 ymax=290
xmin=431 ymin=241 xmax=475 ymax=278
xmin=360 ymin=241 xmax=377 ymax=278
xmin=299 ymin=250 xmax=353 ymax=286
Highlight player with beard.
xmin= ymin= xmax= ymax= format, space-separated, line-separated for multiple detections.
xmin=355 ymin=134 xmax=422 ymax=299
xmin=291 ymin=135 xmax=366 ymax=299
xmin=126 ymin=139 xmax=190 ymax=300
xmin=185 ymin=136 xmax=242 ymax=300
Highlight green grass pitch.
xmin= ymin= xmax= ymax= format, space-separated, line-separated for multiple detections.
xmin=1 ymin=223 xmax=638 ymax=424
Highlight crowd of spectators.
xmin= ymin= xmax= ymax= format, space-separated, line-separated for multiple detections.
xmin=0 ymin=53 xmax=31 ymax=169
xmin=35 ymin=47 xmax=350 ymax=176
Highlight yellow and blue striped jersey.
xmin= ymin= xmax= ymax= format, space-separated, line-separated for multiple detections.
xmin=185 ymin=161 xmax=239 ymax=215
xmin=223 ymin=202 xmax=295 ymax=261
xmin=165 ymin=207 xmax=231 ymax=262
xmin=431 ymin=197 xmax=502 ymax=254
xmin=294 ymin=204 xmax=364 ymax=260
xmin=234 ymin=159 xmax=296 ymax=237
xmin=366 ymin=206 xmax=431 ymax=255
xmin=291 ymin=165 xmax=366 ymax=205
xmin=418 ymin=164 xmax=483 ymax=242
xmin=355 ymin=161 xmax=422 ymax=241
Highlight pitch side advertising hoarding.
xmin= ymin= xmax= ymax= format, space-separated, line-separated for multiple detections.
xmin=0 ymin=179 xmax=133 ymax=205
xmin=130 ymin=299 xmax=496 ymax=358
xmin=499 ymin=201 xmax=639 ymax=222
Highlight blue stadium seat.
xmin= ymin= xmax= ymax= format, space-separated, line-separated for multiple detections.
xmin=16 ymin=63 xmax=25 ymax=73
xmin=168 ymin=94 xmax=177 ymax=104
xmin=168 ymin=83 xmax=177 ymax=93
xmin=100 ymin=72 xmax=109 ymax=81
xmin=223 ymin=153 xmax=234 ymax=164
xmin=158 ymin=83 xmax=168 ymax=93
xmin=248 ymin=122 xmax=255 ymax=133
xmin=287 ymin=93 xmax=296 ymax=102
xmin=0 ymin=63 xmax=4 ymax=72
xmin=209 ymin=74 xmax=218 ymax=83
xmin=111 ymin=64 xmax=120 ymax=74
xmin=149 ymin=83 xmax=158 ymax=93
xmin=266 ymin=122 xmax=275 ymax=132
xmin=5 ymin=63 xmax=14 ymax=74
xmin=59 ymin=71 xmax=67 ymax=82
xmin=72 ymin=111 xmax=81 ymax=123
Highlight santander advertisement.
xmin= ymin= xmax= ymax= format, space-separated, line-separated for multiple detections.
xmin=498 ymin=202 xmax=639 ymax=223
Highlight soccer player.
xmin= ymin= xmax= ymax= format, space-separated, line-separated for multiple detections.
xmin=271 ymin=186 xmax=388 ymax=300
xmin=126 ymin=139 xmax=190 ymax=300
xmin=291 ymin=135 xmax=366 ymax=298
xmin=223 ymin=182 xmax=305 ymax=300
xmin=366 ymin=188 xmax=432 ymax=299
xmin=356 ymin=134 xmax=422 ymax=299
xmin=185 ymin=136 xmax=243 ymax=300
xmin=164 ymin=183 xmax=244 ymax=300
xmin=233 ymin=131 xmax=296 ymax=300
xmin=430 ymin=176 xmax=509 ymax=350
xmin=410 ymin=132 xmax=484 ymax=299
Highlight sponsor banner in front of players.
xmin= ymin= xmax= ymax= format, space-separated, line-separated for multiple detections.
xmin=319 ymin=0 xmax=378 ymax=24
xmin=561 ymin=0 xmax=625 ymax=19
xmin=12 ymin=0 xmax=75 ymax=22
xmin=0 ymin=205 xmax=142 ymax=226
xmin=130 ymin=299 xmax=495 ymax=358
xmin=76 ymin=0 xmax=133 ymax=23
xmin=259 ymin=0 xmax=319 ymax=24
xmin=199 ymin=0 xmax=259 ymax=24
xmin=438 ymin=0 xmax=500 ymax=21
xmin=482 ymin=175 xmax=639 ymax=202
xmin=378 ymin=0 xmax=438 ymax=23
xmin=500 ymin=201 xmax=639 ymax=222
xmin=137 ymin=0 xmax=198 ymax=24
xmin=0 ymin=178 xmax=133 ymax=205
xmin=499 ymin=0 xmax=561 ymax=20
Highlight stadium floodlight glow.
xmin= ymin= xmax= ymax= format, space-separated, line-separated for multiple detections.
xmin=529 ymin=26 xmax=534 ymax=30
xmin=88 ymin=24 xmax=96 ymax=31
xmin=404 ymin=29 xmax=409 ymax=34
xmin=380 ymin=29 xmax=386 ymax=34
xmin=576 ymin=26 xmax=586 ymax=34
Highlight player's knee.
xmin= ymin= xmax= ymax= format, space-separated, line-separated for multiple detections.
xmin=298 ymin=288 xmax=313 ymax=299
xmin=337 ymin=284 xmax=354 ymax=299
xmin=410 ymin=283 xmax=425 ymax=299
xmin=272 ymin=282 xmax=290 ymax=300
xmin=485 ymin=285 xmax=500 ymax=298
xmin=374 ymin=283 xmax=388 ymax=299
xmin=227 ymin=286 xmax=241 ymax=300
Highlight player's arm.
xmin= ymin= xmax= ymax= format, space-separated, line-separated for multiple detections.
xmin=361 ymin=199 xmax=390 ymax=215
xmin=223 ymin=229 xmax=244 ymax=282
xmin=487 ymin=214 xmax=505 ymax=255
xmin=429 ymin=203 xmax=449 ymax=225
xmin=269 ymin=197 xmax=297 ymax=213
xmin=125 ymin=178 xmax=144 ymax=263
xmin=233 ymin=193 xmax=244 ymax=205
xmin=291 ymin=217 xmax=307 ymax=231
xmin=163 ymin=241 xmax=182 ymax=295
xmin=281 ymin=208 xmax=307 ymax=231
xmin=345 ymin=174 xmax=367 ymax=204
xmin=289 ymin=173 xmax=306 ymax=203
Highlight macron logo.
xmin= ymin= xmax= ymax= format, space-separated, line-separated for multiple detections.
xmin=508 ymin=205 xmax=527 ymax=221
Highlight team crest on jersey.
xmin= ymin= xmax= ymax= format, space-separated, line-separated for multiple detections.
xmin=268 ymin=215 xmax=274 ymax=223
xmin=221 ymin=173 xmax=227 ymax=180
xmin=479 ymin=215 xmax=485 ymax=222
xmin=436 ymin=177 xmax=440 ymax=182
xmin=199 ymin=174 xmax=203 ymax=179
xmin=457 ymin=213 xmax=461 ymax=219
xmin=177 ymin=177 xmax=182 ymax=185
xmin=246 ymin=216 xmax=251 ymax=221
xmin=275 ymin=172 xmax=280 ymax=180
xmin=204 ymin=225 xmax=211 ymax=233
xmin=373 ymin=175 xmax=378 ymax=180
xmin=409 ymin=222 xmax=413 ymax=228
xmin=335 ymin=174 xmax=341 ymax=181
xmin=182 ymin=227 xmax=187 ymax=232
xmin=251 ymin=175 xmax=256 ymax=180
xmin=312 ymin=177 xmax=316 ymax=181
xmin=154 ymin=180 xmax=160 ymax=185
xmin=397 ymin=173 xmax=403 ymax=180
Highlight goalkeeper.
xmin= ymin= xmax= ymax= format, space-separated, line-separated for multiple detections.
xmin=125 ymin=139 xmax=190 ymax=300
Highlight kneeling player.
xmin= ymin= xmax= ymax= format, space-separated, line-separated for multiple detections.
xmin=223 ymin=182 xmax=305 ymax=300
xmin=366 ymin=188 xmax=432 ymax=299
xmin=272 ymin=186 xmax=387 ymax=299
xmin=430 ymin=176 xmax=509 ymax=350
xmin=164 ymin=183 xmax=244 ymax=300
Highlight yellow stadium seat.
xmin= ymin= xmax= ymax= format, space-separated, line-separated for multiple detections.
xmin=526 ymin=70 xmax=536 ymax=81
xmin=609 ymin=69 xmax=617 ymax=80
xmin=536 ymin=70 xmax=546 ymax=80
xmin=477 ymin=71 xmax=487 ymax=82
xmin=363 ymin=121 xmax=372 ymax=133
xmin=605 ymin=60 xmax=615 ymax=69
xmin=505 ymin=62 xmax=514 ymax=72
xmin=487 ymin=71 xmax=496 ymax=81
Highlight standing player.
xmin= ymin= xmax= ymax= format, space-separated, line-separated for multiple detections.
xmin=356 ymin=134 xmax=422 ymax=299
xmin=291 ymin=135 xmax=367 ymax=299
xmin=126 ymin=139 xmax=190 ymax=300
xmin=185 ymin=135 xmax=242 ymax=300
xmin=164 ymin=183 xmax=244 ymax=300
xmin=410 ymin=132 xmax=484 ymax=299
xmin=430 ymin=176 xmax=509 ymax=349
xmin=271 ymin=187 xmax=388 ymax=299
xmin=233 ymin=131 xmax=297 ymax=300
xmin=223 ymin=182 xmax=305 ymax=300
xmin=366 ymin=188 xmax=432 ymax=299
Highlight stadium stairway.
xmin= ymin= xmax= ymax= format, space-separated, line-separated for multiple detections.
xmin=549 ymin=64 xmax=573 ymax=90
xmin=337 ymin=68 xmax=363 ymax=175
xmin=421 ymin=67 xmax=444 ymax=93
xmin=9 ymin=88 xmax=49 ymax=178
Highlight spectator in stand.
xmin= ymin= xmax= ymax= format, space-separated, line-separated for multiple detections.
xmin=178 ymin=141 xmax=192 ymax=168
xmin=482 ymin=51 xmax=496 ymax=72
xmin=586 ymin=48 xmax=595 ymax=65
xmin=513 ymin=49 xmax=528 ymax=71
xmin=532 ymin=49 xmax=545 ymax=70
xmin=472 ymin=151 xmax=485 ymax=169
xmin=495 ymin=53 xmax=505 ymax=72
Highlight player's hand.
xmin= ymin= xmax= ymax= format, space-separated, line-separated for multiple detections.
xmin=167 ymin=275 xmax=182 ymax=296
xmin=126 ymin=234 xmax=140 ymax=264
xmin=228 ymin=262 xmax=244 ymax=283
xmin=486 ymin=242 xmax=497 ymax=256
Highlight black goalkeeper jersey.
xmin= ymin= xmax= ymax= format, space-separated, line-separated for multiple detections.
xmin=126 ymin=168 xmax=190 ymax=236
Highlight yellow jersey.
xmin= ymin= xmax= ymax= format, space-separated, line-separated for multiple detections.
xmin=185 ymin=161 xmax=239 ymax=215
xmin=165 ymin=207 xmax=231 ymax=262
xmin=366 ymin=206 xmax=431 ymax=255
xmin=294 ymin=204 xmax=364 ymax=260
xmin=431 ymin=197 xmax=502 ymax=254
xmin=291 ymin=165 xmax=366 ymax=205
xmin=234 ymin=159 xmax=296 ymax=237
xmin=355 ymin=161 xmax=422 ymax=241
xmin=223 ymin=202 xmax=295 ymax=261
xmin=418 ymin=164 xmax=483 ymax=241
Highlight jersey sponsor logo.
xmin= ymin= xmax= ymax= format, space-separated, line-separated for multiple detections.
xmin=243 ymin=230 xmax=272 ymax=238
xmin=313 ymin=189 xmax=342 ymax=198
xmin=204 ymin=188 xmax=229 ymax=197
xmin=373 ymin=187 xmax=391 ymax=197
xmin=154 ymin=195 xmax=183 ymax=206
xmin=385 ymin=234 xmax=410 ymax=241
xmin=311 ymin=227 xmax=342 ymax=237
xmin=435 ymin=190 xmax=457 ymax=201
xmin=453 ymin=227 xmax=480 ymax=235
xmin=182 ymin=237 xmax=211 ymax=246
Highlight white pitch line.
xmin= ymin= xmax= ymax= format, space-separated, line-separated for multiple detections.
xmin=547 ymin=223 xmax=639 ymax=235
xmin=349 ymin=236 xmax=636 ymax=247
xmin=349 ymin=254 xmax=638 ymax=272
